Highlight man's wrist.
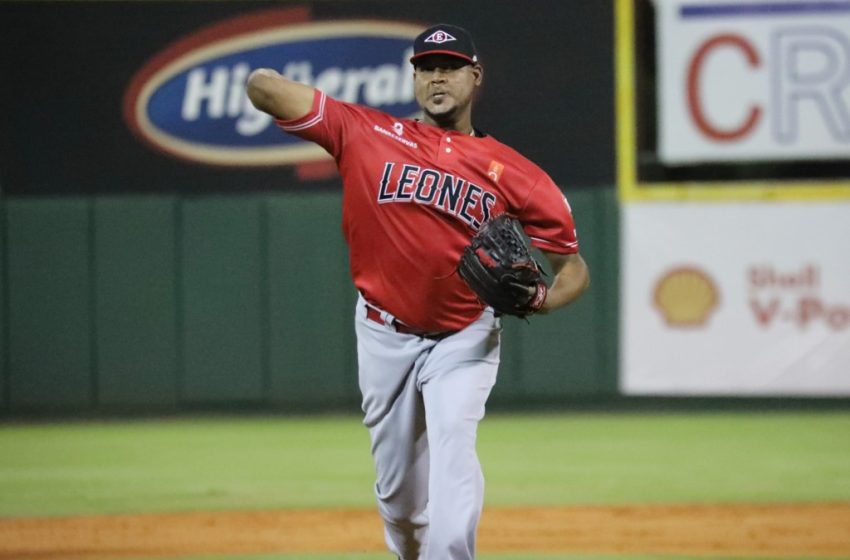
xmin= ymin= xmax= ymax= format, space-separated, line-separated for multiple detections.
xmin=529 ymin=282 xmax=548 ymax=314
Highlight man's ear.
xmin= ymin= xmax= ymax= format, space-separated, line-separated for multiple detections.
xmin=472 ymin=64 xmax=484 ymax=86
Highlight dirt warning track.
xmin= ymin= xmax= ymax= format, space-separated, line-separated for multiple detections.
xmin=2 ymin=503 xmax=849 ymax=559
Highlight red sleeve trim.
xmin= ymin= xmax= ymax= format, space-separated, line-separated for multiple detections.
xmin=529 ymin=236 xmax=579 ymax=255
xmin=274 ymin=89 xmax=326 ymax=131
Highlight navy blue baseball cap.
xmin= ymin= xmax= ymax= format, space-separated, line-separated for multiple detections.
xmin=410 ymin=24 xmax=479 ymax=65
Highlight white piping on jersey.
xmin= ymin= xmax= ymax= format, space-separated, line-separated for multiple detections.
xmin=279 ymin=91 xmax=326 ymax=132
xmin=529 ymin=235 xmax=578 ymax=249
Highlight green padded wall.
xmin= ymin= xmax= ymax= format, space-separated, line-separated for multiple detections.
xmin=516 ymin=190 xmax=604 ymax=398
xmin=595 ymin=189 xmax=620 ymax=394
xmin=1 ymin=200 xmax=6 ymax=411
xmin=490 ymin=190 xmax=603 ymax=403
xmin=180 ymin=197 xmax=265 ymax=404
xmin=488 ymin=318 xmax=523 ymax=405
xmin=6 ymin=199 xmax=93 ymax=410
xmin=0 ymin=189 xmax=620 ymax=413
xmin=266 ymin=193 xmax=358 ymax=407
xmin=94 ymin=197 xmax=179 ymax=407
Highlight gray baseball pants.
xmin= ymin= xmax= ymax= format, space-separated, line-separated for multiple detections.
xmin=355 ymin=294 xmax=501 ymax=560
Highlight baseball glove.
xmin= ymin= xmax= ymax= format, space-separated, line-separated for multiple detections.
xmin=458 ymin=214 xmax=547 ymax=318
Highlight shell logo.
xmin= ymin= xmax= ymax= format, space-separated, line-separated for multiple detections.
xmin=653 ymin=266 xmax=720 ymax=327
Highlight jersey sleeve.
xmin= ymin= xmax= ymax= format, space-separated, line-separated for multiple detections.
xmin=273 ymin=89 xmax=354 ymax=159
xmin=518 ymin=173 xmax=580 ymax=255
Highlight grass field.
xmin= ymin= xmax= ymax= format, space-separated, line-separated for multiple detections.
xmin=1 ymin=411 xmax=849 ymax=559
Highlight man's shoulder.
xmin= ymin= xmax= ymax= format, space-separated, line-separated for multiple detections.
xmin=325 ymin=93 xmax=397 ymax=123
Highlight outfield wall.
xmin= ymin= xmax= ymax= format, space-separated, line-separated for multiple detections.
xmin=0 ymin=1 xmax=619 ymax=413
xmin=0 ymin=189 xmax=619 ymax=413
xmin=3 ymin=1 xmax=848 ymax=415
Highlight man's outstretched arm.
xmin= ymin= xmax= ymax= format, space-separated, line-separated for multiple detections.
xmin=246 ymin=69 xmax=315 ymax=120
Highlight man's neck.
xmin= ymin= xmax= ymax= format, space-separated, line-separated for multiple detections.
xmin=422 ymin=113 xmax=474 ymax=136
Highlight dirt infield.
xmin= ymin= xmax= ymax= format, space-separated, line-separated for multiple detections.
xmin=2 ymin=503 xmax=850 ymax=559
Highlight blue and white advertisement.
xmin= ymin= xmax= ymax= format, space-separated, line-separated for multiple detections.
xmin=124 ymin=10 xmax=422 ymax=166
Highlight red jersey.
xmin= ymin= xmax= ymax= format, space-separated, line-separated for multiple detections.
xmin=277 ymin=90 xmax=579 ymax=332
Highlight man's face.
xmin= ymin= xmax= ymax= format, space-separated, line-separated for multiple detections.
xmin=413 ymin=54 xmax=483 ymax=123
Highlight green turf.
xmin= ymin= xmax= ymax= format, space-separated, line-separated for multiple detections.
xmin=0 ymin=412 xmax=849 ymax=517
xmin=0 ymin=415 xmax=376 ymax=516
xmin=479 ymin=411 xmax=850 ymax=505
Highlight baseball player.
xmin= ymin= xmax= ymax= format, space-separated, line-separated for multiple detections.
xmin=247 ymin=24 xmax=589 ymax=560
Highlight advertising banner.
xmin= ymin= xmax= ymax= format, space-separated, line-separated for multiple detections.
xmin=656 ymin=0 xmax=850 ymax=164
xmin=0 ymin=1 xmax=614 ymax=195
xmin=621 ymin=201 xmax=850 ymax=396
xmin=123 ymin=11 xmax=422 ymax=167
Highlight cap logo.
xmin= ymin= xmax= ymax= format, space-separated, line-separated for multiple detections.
xmin=424 ymin=30 xmax=457 ymax=44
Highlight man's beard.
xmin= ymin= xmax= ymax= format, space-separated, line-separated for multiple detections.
xmin=424 ymin=104 xmax=459 ymax=126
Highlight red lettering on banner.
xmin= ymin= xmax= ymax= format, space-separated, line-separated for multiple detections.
xmin=827 ymin=306 xmax=850 ymax=330
xmin=797 ymin=297 xmax=850 ymax=330
xmin=748 ymin=265 xmax=849 ymax=331
xmin=687 ymin=34 xmax=762 ymax=141
xmin=749 ymin=265 xmax=820 ymax=289
xmin=798 ymin=297 xmax=823 ymax=327
xmin=750 ymin=298 xmax=780 ymax=326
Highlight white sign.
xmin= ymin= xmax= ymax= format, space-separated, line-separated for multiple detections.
xmin=656 ymin=0 xmax=850 ymax=163
xmin=621 ymin=201 xmax=850 ymax=396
